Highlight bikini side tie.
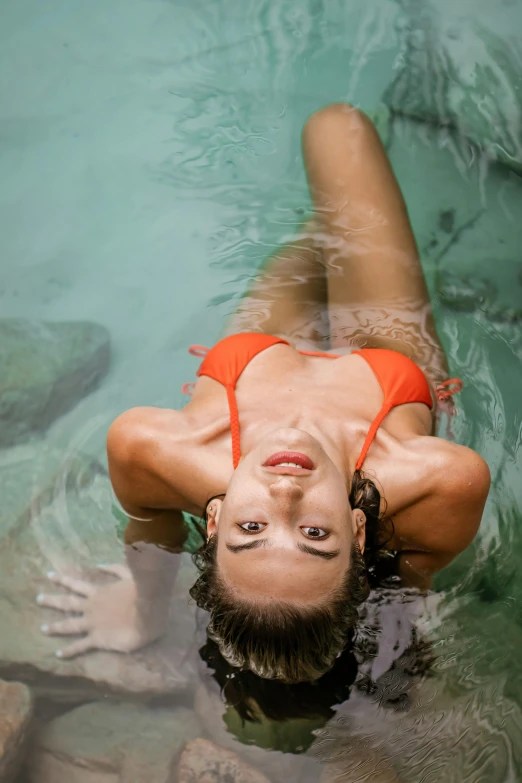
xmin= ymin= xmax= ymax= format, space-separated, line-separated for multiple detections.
xmin=182 ymin=345 xmax=210 ymax=395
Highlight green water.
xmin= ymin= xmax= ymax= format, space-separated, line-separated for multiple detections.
xmin=1 ymin=0 xmax=522 ymax=781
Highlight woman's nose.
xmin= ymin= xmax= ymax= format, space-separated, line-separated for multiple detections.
xmin=268 ymin=477 xmax=304 ymax=500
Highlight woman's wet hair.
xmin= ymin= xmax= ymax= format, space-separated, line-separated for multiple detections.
xmin=190 ymin=470 xmax=395 ymax=683
xmin=199 ymin=635 xmax=358 ymax=726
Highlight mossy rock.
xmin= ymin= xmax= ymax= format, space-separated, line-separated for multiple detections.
xmin=0 ymin=318 xmax=110 ymax=446
xmin=384 ymin=0 xmax=522 ymax=175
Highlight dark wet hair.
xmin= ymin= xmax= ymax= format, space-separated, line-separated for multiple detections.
xmin=199 ymin=635 xmax=358 ymax=727
xmin=190 ymin=470 xmax=393 ymax=683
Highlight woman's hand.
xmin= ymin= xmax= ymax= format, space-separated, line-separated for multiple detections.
xmin=36 ymin=565 xmax=168 ymax=659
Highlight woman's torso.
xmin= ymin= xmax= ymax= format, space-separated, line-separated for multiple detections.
xmin=179 ymin=339 xmax=457 ymax=551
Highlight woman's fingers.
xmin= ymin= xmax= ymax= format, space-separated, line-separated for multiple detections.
xmin=36 ymin=593 xmax=86 ymax=613
xmin=47 ymin=571 xmax=95 ymax=597
xmin=57 ymin=636 xmax=95 ymax=660
xmin=97 ymin=564 xmax=130 ymax=580
xmin=41 ymin=616 xmax=89 ymax=637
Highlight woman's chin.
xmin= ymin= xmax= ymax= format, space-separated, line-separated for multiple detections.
xmin=259 ymin=428 xmax=320 ymax=452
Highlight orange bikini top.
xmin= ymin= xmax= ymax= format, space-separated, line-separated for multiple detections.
xmin=183 ymin=333 xmax=462 ymax=471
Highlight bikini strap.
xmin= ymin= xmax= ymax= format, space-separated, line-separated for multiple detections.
xmin=226 ymin=385 xmax=242 ymax=469
xmin=181 ymin=382 xmax=195 ymax=396
xmin=355 ymin=403 xmax=392 ymax=472
xmin=188 ymin=345 xmax=210 ymax=358
xmin=435 ymin=378 xmax=463 ymax=401
xmin=181 ymin=345 xmax=211 ymax=395
xmin=435 ymin=378 xmax=463 ymax=441
xmin=356 ymin=377 xmax=464 ymax=468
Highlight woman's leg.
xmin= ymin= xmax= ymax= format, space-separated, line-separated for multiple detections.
xmin=224 ymin=220 xmax=330 ymax=351
xmin=302 ymin=103 xmax=449 ymax=383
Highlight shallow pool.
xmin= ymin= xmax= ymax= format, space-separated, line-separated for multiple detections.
xmin=1 ymin=0 xmax=522 ymax=781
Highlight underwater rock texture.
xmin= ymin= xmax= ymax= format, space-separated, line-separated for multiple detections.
xmin=0 ymin=679 xmax=33 ymax=782
xmin=382 ymin=114 xmax=522 ymax=372
xmin=310 ymin=592 xmax=522 ymax=783
xmin=385 ymin=0 xmax=522 ymax=173
xmin=0 ymin=442 xmax=106 ymax=542
xmin=0 ymin=445 xmax=199 ymax=702
xmin=28 ymin=702 xmax=201 ymax=783
xmin=0 ymin=318 xmax=110 ymax=446
xmin=313 ymin=676 xmax=522 ymax=783
xmin=178 ymin=739 xmax=273 ymax=783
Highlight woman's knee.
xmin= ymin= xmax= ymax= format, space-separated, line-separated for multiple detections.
xmin=302 ymin=103 xmax=371 ymax=145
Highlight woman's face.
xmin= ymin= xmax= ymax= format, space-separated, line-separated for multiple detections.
xmin=206 ymin=428 xmax=366 ymax=605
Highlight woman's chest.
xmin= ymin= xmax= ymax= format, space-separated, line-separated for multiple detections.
xmin=232 ymin=349 xmax=383 ymax=420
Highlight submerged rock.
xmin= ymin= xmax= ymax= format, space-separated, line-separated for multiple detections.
xmin=28 ymin=702 xmax=201 ymax=783
xmin=0 ymin=318 xmax=110 ymax=446
xmin=438 ymin=272 xmax=522 ymax=325
xmin=384 ymin=0 xmax=522 ymax=174
xmin=178 ymin=738 xmax=273 ymax=783
xmin=0 ymin=442 xmax=106 ymax=542
xmin=438 ymin=273 xmax=496 ymax=313
xmin=0 ymin=679 xmax=33 ymax=782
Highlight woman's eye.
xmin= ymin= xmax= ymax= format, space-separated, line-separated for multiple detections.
xmin=239 ymin=522 xmax=266 ymax=533
xmin=301 ymin=526 xmax=328 ymax=539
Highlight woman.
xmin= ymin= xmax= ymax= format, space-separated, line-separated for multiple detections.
xmin=37 ymin=104 xmax=490 ymax=681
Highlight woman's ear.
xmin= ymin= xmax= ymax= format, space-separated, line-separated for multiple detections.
xmin=206 ymin=498 xmax=225 ymax=538
xmin=351 ymin=508 xmax=366 ymax=554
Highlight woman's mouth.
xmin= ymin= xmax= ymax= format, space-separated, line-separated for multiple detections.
xmin=263 ymin=452 xmax=315 ymax=470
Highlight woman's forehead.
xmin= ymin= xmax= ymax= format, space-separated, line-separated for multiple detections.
xmin=217 ymin=543 xmax=348 ymax=602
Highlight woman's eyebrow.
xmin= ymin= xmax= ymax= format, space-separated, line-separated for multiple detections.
xmin=226 ymin=540 xmax=340 ymax=560
xmin=296 ymin=542 xmax=340 ymax=560
xmin=226 ymin=540 xmax=268 ymax=553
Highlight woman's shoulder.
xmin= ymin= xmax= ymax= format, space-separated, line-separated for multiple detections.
xmin=107 ymin=406 xmax=231 ymax=514
xmin=418 ymin=437 xmax=490 ymax=495
xmin=394 ymin=438 xmax=490 ymax=577
xmin=107 ymin=406 xmax=188 ymax=459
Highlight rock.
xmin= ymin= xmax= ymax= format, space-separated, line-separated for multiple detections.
xmin=320 ymin=758 xmax=401 ymax=783
xmin=0 ymin=318 xmax=110 ymax=446
xmin=393 ymin=104 xmax=522 ymax=460
xmin=0 ymin=447 xmax=199 ymax=702
xmin=438 ymin=272 xmax=522 ymax=325
xmin=0 ymin=679 xmax=33 ymax=782
xmin=0 ymin=441 xmax=106 ymax=542
xmin=384 ymin=0 xmax=522 ymax=174
xmin=438 ymin=273 xmax=497 ymax=313
xmin=178 ymin=739 xmax=273 ymax=783
xmin=378 ymin=113 xmax=522 ymax=298
xmin=28 ymin=702 xmax=201 ymax=783
xmin=431 ymin=597 xmax=522 ymax=709
xmin=334 ymin=677 xmax=522 ymax=782
xmin=313 ymin=680 xmax=522 ymax=783
xmin=310 ymin=594 xmax=522 ymax=783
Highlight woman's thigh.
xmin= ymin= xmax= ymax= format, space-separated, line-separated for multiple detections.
xmin=223 ymin=221 xmax=330 ymax=351
xmin=302 ymin=104 xmax=450 ymax=383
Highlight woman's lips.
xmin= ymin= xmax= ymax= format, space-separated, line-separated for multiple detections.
xmin=263 ymin=452 xmax=315 ymax=470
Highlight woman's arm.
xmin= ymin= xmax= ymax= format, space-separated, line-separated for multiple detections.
xmin=122 ymin=510 xmax=188 ymax=636
xmin=36 ymin=408 xmax=203 ymax=658
xmin=396 ymin=447 xmax=490 ymax=589
xmin=105 ymin=409 xmax=197 ymax=643
xmin=107 ymin=406 xmax=201 ymax=514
